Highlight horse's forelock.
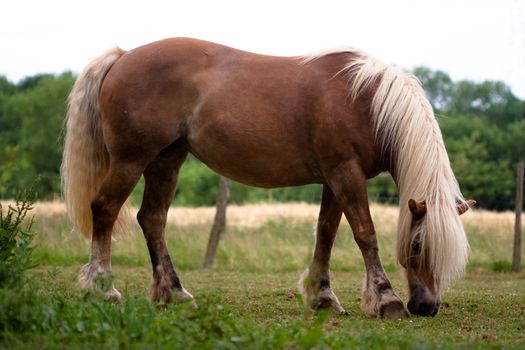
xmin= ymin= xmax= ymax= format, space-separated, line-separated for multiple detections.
xmin=398 ymin=199 xmax=469 ymax=288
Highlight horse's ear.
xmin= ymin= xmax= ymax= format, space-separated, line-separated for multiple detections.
xmin=457 ymin=199 xmax=476 ymax=215
xmin=408 ymin=199 xmax=426 ymax=219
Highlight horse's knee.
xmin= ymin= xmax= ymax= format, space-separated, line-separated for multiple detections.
xmin=352 ymin=226 xmax=379 ymax=251
xmin=137 ymin=209 xmax=165 ymax=234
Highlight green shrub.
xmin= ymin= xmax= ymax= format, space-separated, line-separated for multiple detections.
xmin=491 ymin=260 xmax=512 ymax=272
xmin=0 ymin=192 xmax=35 ymax=288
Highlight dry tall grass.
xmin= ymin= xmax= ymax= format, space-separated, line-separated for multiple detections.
xmin=1 ymin=200 xmax=522 ymax=272
xmin=0 ymin=201 xmax=398 ymax=229
xmin=2 ymin=200 xmax=520 ymax=235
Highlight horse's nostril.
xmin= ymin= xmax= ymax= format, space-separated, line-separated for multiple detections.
xmin=407 ymin=298 xmax=418 ymax=315
xmin=407 ymin=297 xmax=439 ymax=317
xmin=419 ymin=302 xmax=437 ymax=317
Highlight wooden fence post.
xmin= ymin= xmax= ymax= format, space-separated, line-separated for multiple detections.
xmin=203 ymin=176 xmax=231 ymax=269
xmin=512 ymin=162 xmax=523 ymax=272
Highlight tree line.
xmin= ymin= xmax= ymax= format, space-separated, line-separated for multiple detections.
xmin=0 ymin=68 xmax=523 ymax=210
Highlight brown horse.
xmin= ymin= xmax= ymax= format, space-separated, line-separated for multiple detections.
xmin=62 ymin=38 xmax=475 ymax=318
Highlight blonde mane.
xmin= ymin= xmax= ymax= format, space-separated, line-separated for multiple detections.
xmin=345 ymin=51 xmax=469 ymax=288
xmin=305 ymin=49 xmax=469 ymax=288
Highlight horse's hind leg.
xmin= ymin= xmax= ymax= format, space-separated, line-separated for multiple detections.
xmin=78 ymin=160 xmax=144 ymax=300
xmin=298 ymin=185 xmax=346 ymax=314
xmin=327 ymin=161 xmax=409 ymax=318
xmin=136 ymin=141 xmax=194 ymax=305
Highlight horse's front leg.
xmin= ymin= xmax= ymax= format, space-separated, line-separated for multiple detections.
xmin=328 ymin=162 xmax=408 ymax=318
xmin=298 ymin=185 xmax=346 ymax=314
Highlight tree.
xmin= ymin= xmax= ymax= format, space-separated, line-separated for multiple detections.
xmin=413 ymin=67 xmax=454 ymax=111
xmin=0 ymin=73 xmax=74 ymax=198
xmin=414 ymin=67 xmax=525 ymax=210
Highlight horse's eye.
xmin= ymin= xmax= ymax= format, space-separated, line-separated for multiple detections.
xmin=412 ymin=242 xmax=421 ymax=254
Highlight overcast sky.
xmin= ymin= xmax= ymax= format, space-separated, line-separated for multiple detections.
xmin=2 ymin=0 xmax=524 ymax=98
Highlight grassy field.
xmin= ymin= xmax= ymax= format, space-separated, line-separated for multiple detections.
xmin=1 ymin=201 xmax=525 ymax=349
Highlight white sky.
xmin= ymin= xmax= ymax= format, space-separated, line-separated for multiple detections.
xmin=1 ymin=0 xmax=524 ymax=98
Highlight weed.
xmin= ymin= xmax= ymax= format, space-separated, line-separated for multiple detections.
xmin=0 ymin=191 xmax=35 ymax=288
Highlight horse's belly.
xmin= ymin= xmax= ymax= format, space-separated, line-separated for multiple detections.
xmin=185 ymin=120 xmax=319 ymax=188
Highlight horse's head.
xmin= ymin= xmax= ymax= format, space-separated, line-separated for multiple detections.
xmin=403 ymin=198 xmax=475 ymax=317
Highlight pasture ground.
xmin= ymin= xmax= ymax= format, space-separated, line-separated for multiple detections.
xmin=1 ymin=202 xmax=524 ymax=349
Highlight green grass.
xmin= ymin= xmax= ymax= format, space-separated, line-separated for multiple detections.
xmin=2 ymin=204 xmax=525 ymax=349
xmin=2 ymin=267 xmax=524 ymax=349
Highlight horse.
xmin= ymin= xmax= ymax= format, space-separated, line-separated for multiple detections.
xmin=61 ymin=38 xmax=475 ymax=318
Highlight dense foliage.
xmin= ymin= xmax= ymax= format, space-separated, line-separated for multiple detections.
xmin=415 ymin=67 xmax=525 ymax=210
xmin=0 ymin=73 xmax=74 ymax=199
xmin=0 ymin=68 xmax=523 ymax=210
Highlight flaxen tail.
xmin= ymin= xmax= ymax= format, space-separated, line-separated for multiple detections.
xmin=61 ymin=47 xmax=127 ymax=238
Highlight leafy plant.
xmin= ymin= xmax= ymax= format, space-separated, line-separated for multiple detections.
xmin=0 ymin=191 xmax=35 ymax=288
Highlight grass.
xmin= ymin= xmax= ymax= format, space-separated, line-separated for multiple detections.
xmin=1 ymin=201 xmax=524 ymax=349
xmin=3 ymin=267 xmax=524 ymax=349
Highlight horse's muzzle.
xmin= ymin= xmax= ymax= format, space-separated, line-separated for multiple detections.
xmin=407 ymin=296 xmax=440 ymax=317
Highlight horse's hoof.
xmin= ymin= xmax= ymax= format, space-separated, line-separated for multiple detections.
xmin=380 ymin=300 xmax=409 ymax=319
xmin=331 ymin=303 xmax=348 ymax=315
xmin=313 ymin=299 xmax=347 ymax=315
xmin=104 ymin=286 xmax=122 ymax=302
xmin=313 ymin=288 xmax=347 ymax=315
xmin=176 ymin=287 xmax=193 ymax=302
xmin=176 ymin=287 xmax=198 ymax=309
